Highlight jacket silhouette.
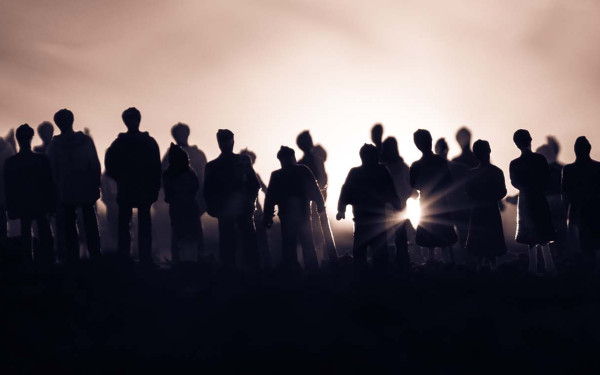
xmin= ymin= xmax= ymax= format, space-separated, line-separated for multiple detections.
xmin=337 ymin=144 xmax=401 ymax=269
xmin=263 ymin=146 xmax=324 ymax=269
xmin=163 ymin=143 xmax=200 ymax=263
xmin=204 ymin=129 xmax=260 ymax=269
xmin=465 ymin=140 xmax=507 ymax=259
xmin=297 ymin=131 xmax=328 ymax=193
xmin=105 ymin=107 xmax=161 ymax=263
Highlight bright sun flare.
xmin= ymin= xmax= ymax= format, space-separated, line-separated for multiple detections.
xmin=406 ymin=197 xmax=421 ymax=227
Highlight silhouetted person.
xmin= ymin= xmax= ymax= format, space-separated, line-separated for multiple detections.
xmin=240 ymin=148 xmax=271 ymax=268
xmin=0 ymin=136 xmax=15 ymax=240
xmin=5 ymin=124 xmax=55 ymax=263
xmin=452 ymin=127 xmax=478 ymax=168
xmin=465 ymin=140 xmax=507 ymax=269
xmin=562 ymin=136 xmax=600 ymax=266
xmin=381 ymin=137 xmax=414 ymax=274
xmin=263 ymin=146 xmax=323 ymax=270
xmin=34 ymin=121 xmax=54 ymax=154
xmin=371 ymin=123 xmax=384 ymax=157
xmin=410 ymin=130 xmax=457 ymax=263
xmin=435 ymin=137 xmax=470 ymax=253
xmin=163 ymin=143 xmax=200 ymax=263
xmin=100 ymin=171 xmax=118 ymax=250
xmin=5 ymin=129 xmax=16 ymax=154
xmin=105 ymin=107 xmax=161 ymax=263
xmin=164 ymin=123 xmax=208 ymax=258
xmin=47 ymin=109 xmax=101 ymax=262
xmin=337 ymin=144 xmax=401 ymax=270
xmin=204 ymin=129 xmax=260 ymax=270
xmin=510 ymin=129 xmax=556 ymax=275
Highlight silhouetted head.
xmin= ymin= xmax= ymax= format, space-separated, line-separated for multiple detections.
xmin=359 ymin=144 xmax=379 ymax=166
xmin=37 ymin=121 xmax=54 ymax=144
xmin=122 ymin=107 xmax=141 ymax=131
xmin=371 ymin=123 xmax=383 ymax=146
xmin=413 ymin=129 xmax=432 ymax=153
xmin=168 ymin=142 xmax=189 ymax=169
xmin=513 ymin=129 xmax=532 ymax=150
xmin=53 ymin=109 xmax=74 ymax=133
xmin=171 ymin=123 xmax=190 ymax=146
xmin=574 ymin=136 xmax=591 ymax=159
xmin=456 ymin=127 xmax=471 ymax=149
xmin=217 ymin=129 xmax=234 ymax=154
xmin=240 ymin=148 xmax=257 ymax=165
xmin=381 ymin=137 xmax=401 ymax=164
xmin=296 ymin=131 xmax=314 ymax=152
xmin=434 ymin=138 xmax=449 ymax=159
xmin=16 ymin=124 xmax=34 ymax=151
xmin=277 ymin=146 xmax=297 ymax=167
xmin=473 ymin=139 xmax=491 ymax=164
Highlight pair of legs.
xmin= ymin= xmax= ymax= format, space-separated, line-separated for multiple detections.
xmin=170 ymin=214 xmax=203 ymax=263
xmin=394 ymin=220 xmax=410 ymax=275
xmin=528 ymin=243 xmax=555 ymax=274
xmin=61 ymin=204 xmax=101 ymax=263
xmin=20 ymin=215 xmax=53 ymax=264
xmin=119 ymin=204 xmax=152 ymax=263
xmin=254 ymin=205 xmax=271 ymax=269
xmin=218 ymin=215 xmax=260 ymax=270
xmin=280 ymin=215 xmax=319 ymax=270
xmin=354 ymin=221 xmax=388 ymax=271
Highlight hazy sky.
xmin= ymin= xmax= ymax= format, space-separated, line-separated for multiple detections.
xmin=2 ymin=0 xmax=600 ymax=206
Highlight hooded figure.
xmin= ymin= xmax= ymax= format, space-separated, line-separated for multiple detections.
xmin=163 ymin=143 xmax=200 ymax=263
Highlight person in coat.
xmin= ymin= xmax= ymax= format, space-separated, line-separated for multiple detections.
xmin=105 ymin=107 xmax=161 ymax=263
xmin=337 ymin=144 xmax=401 ymax=271
xmin=47 ymin=109 xmax=101 ymax=262
xmin=410 ymin=129 xmax=458 ymax=263
xmin=5 ymin=124 xmax=56 ymax=263
xmin=509 ymin=129 xmax=556 ymax=275
xmin=465 ymin=140 xmax=507 ymax=269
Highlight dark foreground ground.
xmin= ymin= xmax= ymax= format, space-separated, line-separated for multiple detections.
xmin=1 ymin=253 xmax=600 ymax=374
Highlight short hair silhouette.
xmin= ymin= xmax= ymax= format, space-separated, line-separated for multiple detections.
xmin=435 ymin=138 xmax=449 ymax=156
xmin=513 ymin=129 xmax=532 ymax=150
xmin=240 ymin=148 xmax=257 ymax=164
xmin=171 ymin=123 xmax=190 ymax=143
xmin=16 ymin=124 xmax=34 ymax=145
xmin=413 ymin=129 xmax=432 ymax=152
xmin=456 ymin=127 xmax=471 ymax=148
xmin=53 ymin=109 xmax=74 ymax=132
xmin=122 ymin=107 xmax=141 ymax=130
xmin=574 ymin=136 xmax=591 ymax=158
xmin=168 ymin=142 xmax=189 ymax=166
xmin=371 ymin=123 xmax=383 ymax=141
xmin=37 ymin=121 xmax=54 ymax=142
xmin=217 ymin=129 xmax=234 ymax=153
xmin=473 ymin=139 xmax=491 ymax=162
xmin=381 ymin=137 xmax=401 ymax=163
xmin=296 ymin=131 xmax=314 ymax=152
xmin=359 ymin=143 xmax=379 ymax=165
xmin=277 ymin=146 xmax=295 ymax=162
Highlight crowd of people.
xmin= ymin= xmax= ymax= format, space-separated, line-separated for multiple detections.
xmin=2 ymin=107 xmax=600 ymax=276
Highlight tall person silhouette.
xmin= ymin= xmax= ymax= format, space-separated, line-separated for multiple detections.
xmin=371 ymin=123 xmax=384 ymax=158
xmin=47 ymin=109 xmax=101 ymax=262
xmin=0 ymin=135 xmax=15 ymax=240
xmin=410 ymin=130 xmax=457 ymax=263
xmin=5 ymin=124 xmax=56 ymax=264
xmin=105 ymin=107 xmax=161 ymax=264
xmin=204 ymin=129 xmax=260 ymax=270
xmin=509 ymin=129 xmax=556 ymax=275
xmin=337 ymin=144 xmax=401 ymax=271
xmin=263 ymin=146 xmax=323 ymax=270
xmin=34 ymin=121 xmax=54 ymax=154
xmin=465 ymin=140 xmax=507 ymax=269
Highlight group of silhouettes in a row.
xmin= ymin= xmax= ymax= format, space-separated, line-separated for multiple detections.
xmin=2 ymin=108 xmax=599 ymax=275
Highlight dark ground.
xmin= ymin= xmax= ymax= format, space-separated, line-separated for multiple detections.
xmin=1 ymin=251 xmax=600 ymax=375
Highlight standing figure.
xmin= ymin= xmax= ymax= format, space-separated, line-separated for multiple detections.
xmin=451 ymin=127 xmax=478 ymax=168
xmin=380 ymin=137 xmax=414 ymax=274
xmin=465 ymin=140 xmax=507 ymax=269
xmin=47 ymin=109 xmax=101 ymax=262
xmin=371 ymin=123 xmax=384 ymax=158
xmin=240 ymin=148 xmax=271 ymax=268
xmin=34 ymin=121 xmax=54 ymax=154
xmin=509 ymin=129 xmax=556 ymax=275
xmin=562 ymin=137 xmax=600 ymax=267
xmin=204 ymin=129 xmax=260 ymax=270
xmin=100 ymin=172 xmax=119 ymax=250
xmin=5 ymin=124 xmax=55 ymax=263
xmin=337 ymin=144 xmax=401 ymax=270
xmin=263 ymin=146 xmax=323 ymax=270
xmin=410 ymin=130 xmax=457 ymax=263
xmin=163 ymin=144 xmax=200 ymax=263
xmin=105 ymin=107 xmax=161 ymax=264
xmin=0 ymin=136 xmax=15 ymax=240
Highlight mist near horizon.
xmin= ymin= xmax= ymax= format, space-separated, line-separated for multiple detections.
xmin=2 ymin=0 xmax=600 ymax=210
